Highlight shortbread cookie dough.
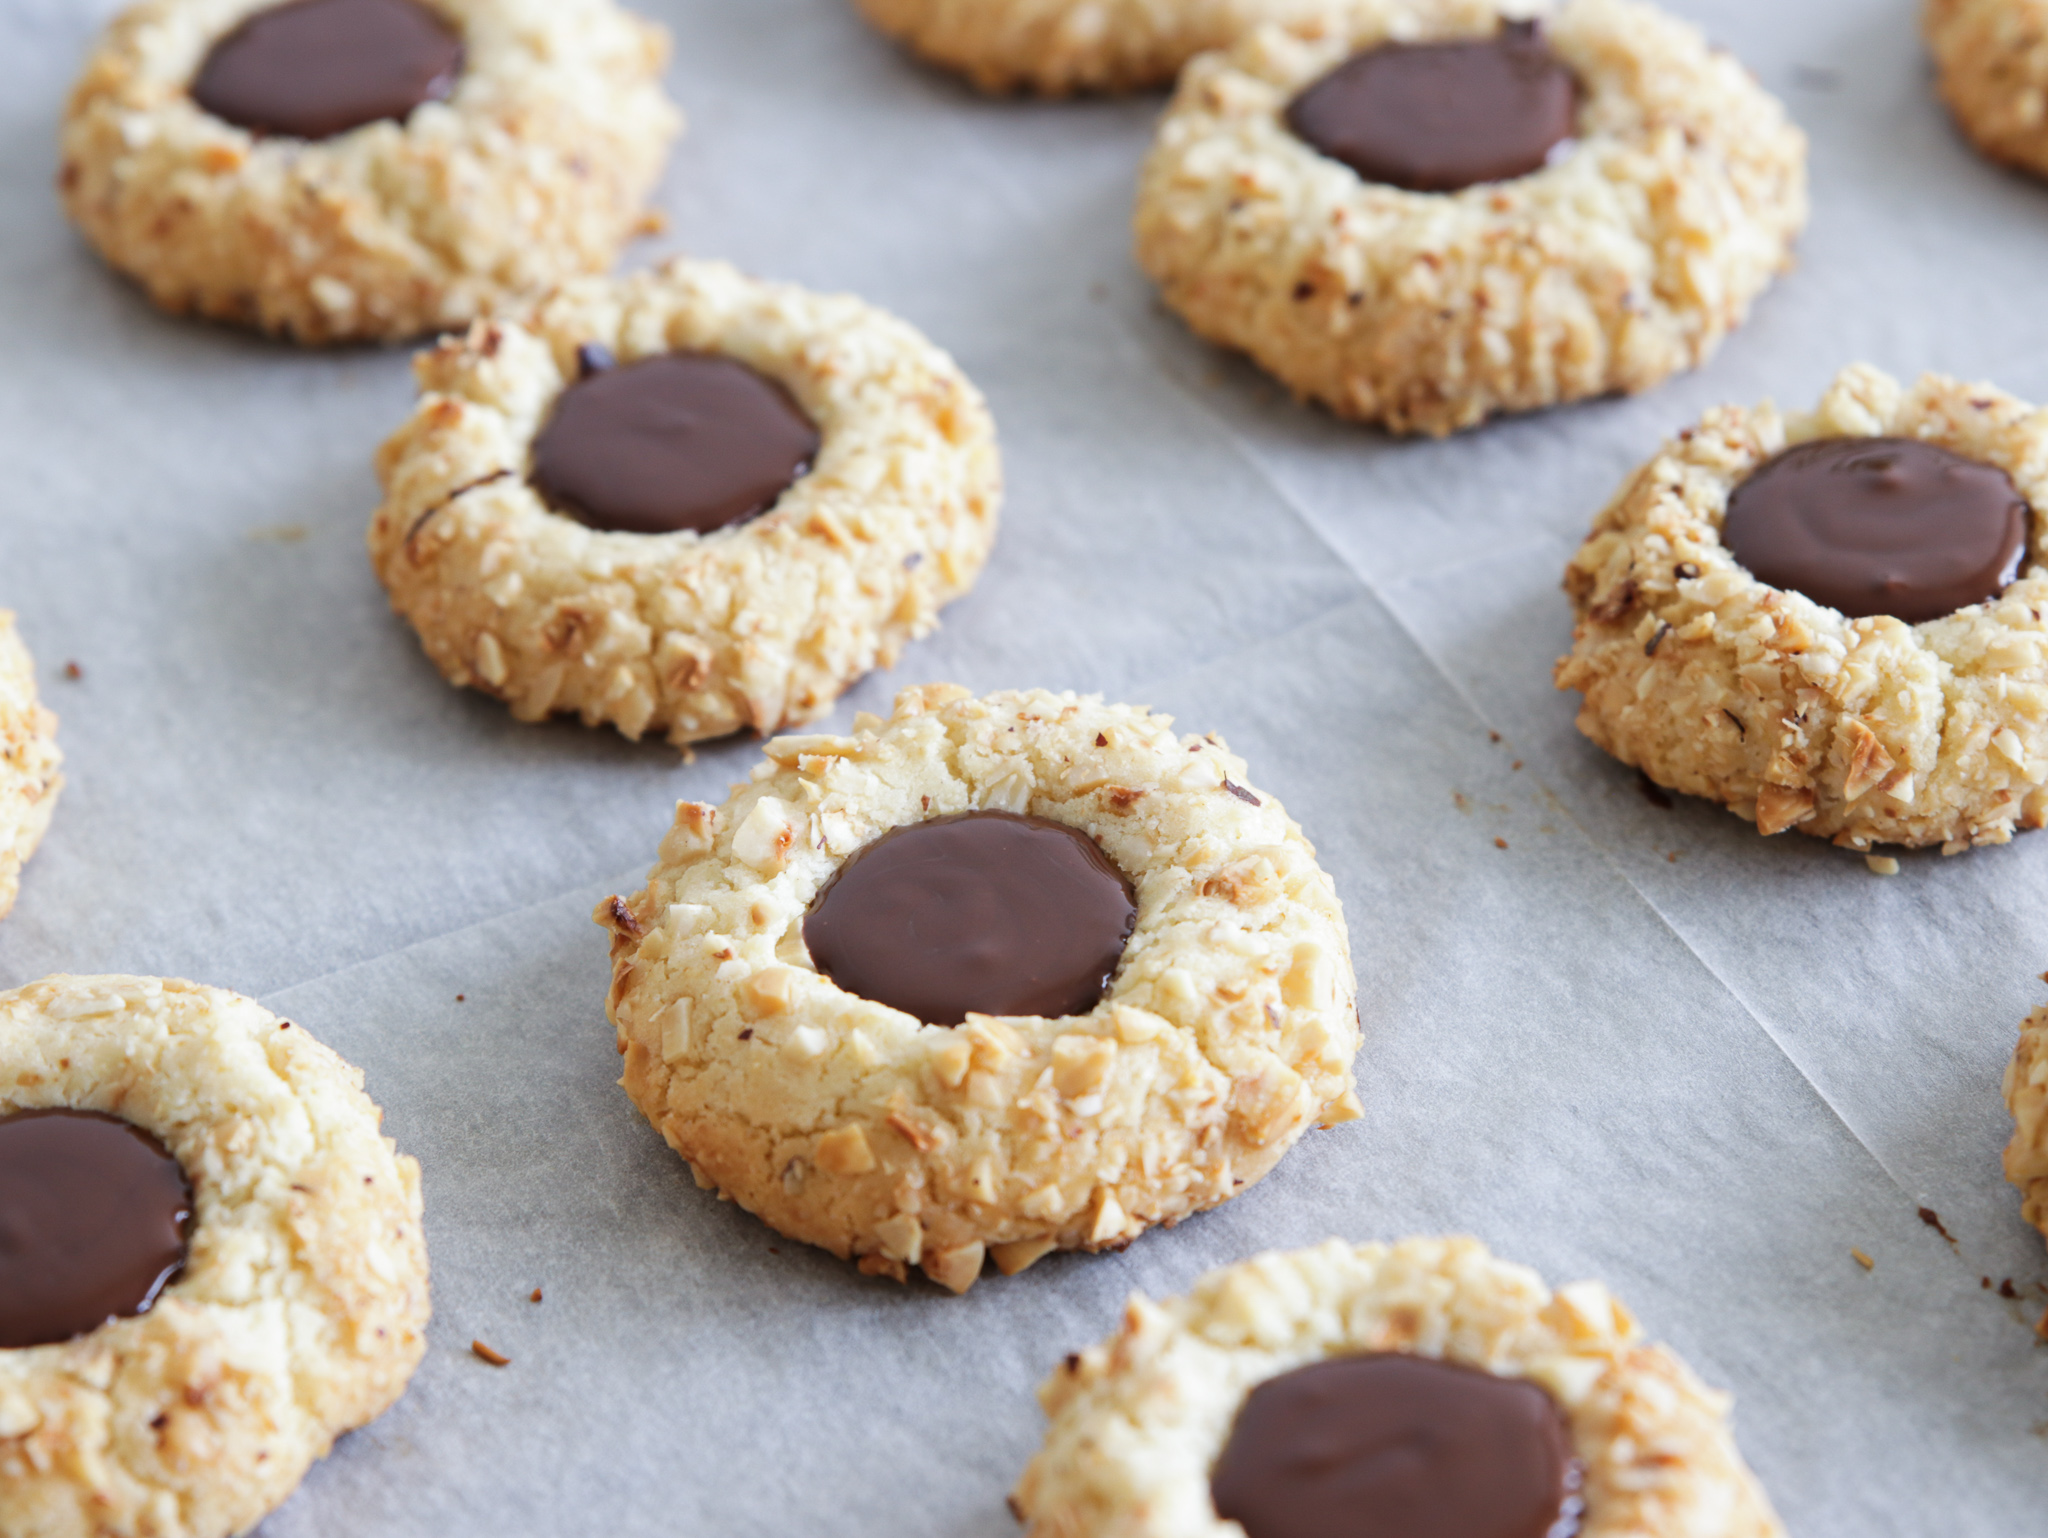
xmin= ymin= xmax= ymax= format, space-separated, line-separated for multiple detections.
xmin=852 ymin=0 xmax=1339 ymax=95
xmin=1926 ymin=0 xmax=2048 ymax=179
xmin=1013 ymin=1236 xmax=1783 ymax=1538
xmin=60 ymin=0 xmax=680 ymax=344
xmin=0 ymin=615 xmax=61 ymax=922
xmin=370 ymin=260 xmax=1000 ymax=746
xmin=2004 ymin=1000 xmax=2048 ymax=1242
xmin=1133 ymin=0 xmax=1807 ymax=436
xmin=596 ymin=684 xmax=1360 ymax=1292
xmin=0 ymin=974 xmax=430 ymax=1538
xmin=1556 ymin=364 xmax=2048 ymax=853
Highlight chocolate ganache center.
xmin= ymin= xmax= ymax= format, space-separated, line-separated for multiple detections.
xmin=192 ymin=0 xmax=463 ymax=141
xmin=1285 ymin=22 xmax=1578 ymax=193
xmin=0 ymin=1109 xmax=194 ymax=1350
xmin=1211 ymin=1354 xmax=1581 ymax=1538
xmin=1720 ymin=437 xmax=2031 ymax=623
xmin=530 ymin=351 xmax=822 ymax=536
xmin=803 ymin=812 xmax=1137 ymax=1027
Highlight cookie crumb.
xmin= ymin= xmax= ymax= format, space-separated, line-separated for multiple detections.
xmin=529 ymin=1287 xmax=543 ymax=1304
xmin=1489 ymin=732 xmax=1501 ymax=743
xmin=1511 ymin=760 xmax=1523 ymax=771
xmin=1918 ymin=1206 xmax=1957 ymax=1247
xmin=62 ymin=661 xmax=82 ymax=680
xmin=1493 ymin=837 xmax=1508 ymax=850
xmin=455 ymin=994 xmax=466 ymax=1002
xmin=1866 ymin=854 xmax=1900 ymax=876
xmin=1851 ymin=1247 xmax=1874 ymax=1271
xmin=2002 ymin=1278 xmax=2020 ymax=1299
xmin=1453 ymin=792 xmax=1470 ymax=812
xmin=471 ymin=1339 xmax=511 ymax=1367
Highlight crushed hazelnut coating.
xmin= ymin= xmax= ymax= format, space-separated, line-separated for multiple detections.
xmin=1556 ymin=364 xmax=2048 ymax=853
xmin=597 ymin=685 xmax=1360 ymax=1292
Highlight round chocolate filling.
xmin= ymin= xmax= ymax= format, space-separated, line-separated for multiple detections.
xmin=1211 ymin=1354 xmax=1580 ymax=1538
xmin=192 ymin=0 xmax=463 ymax=141
xmin=803 ymin=812 xmax=1137 ymax=1027
xmin=1285 ymin=22 xmax=1577 ymax=193
xmin=530 ymin=351 xmax=822 ymax=536
xmin=0 ymin=1109 xmax=194 ymax=1350
xmin=1720 ymin=437 xmax=2031 ymax=623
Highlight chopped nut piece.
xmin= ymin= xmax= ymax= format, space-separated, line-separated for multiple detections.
xmin=815 ymin=1124 xmax=876 ymax=1176
xmin=991 ymin=1236 xmax=1059 ymax=1276
xmin=1850 ymin=1247 xmax=1875 ymax=1271
xmin=471 ymin=1340 xmax=511 ymax=1367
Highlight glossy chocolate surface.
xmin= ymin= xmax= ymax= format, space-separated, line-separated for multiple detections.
xmin=0 ymin=1109 xmax=194 ymax=1349
xmin=192 ymin=0 xmax=462 ymax=141
xmin=803 ymin=812 xmax=1137 ymax=1027
xmin=1210 ymin=1354 xmax=1579 ymax=1538
xmin=1721 ymin=437 xmax=2030 ymax=622
xmin=530 ymin=351 xmax=821 ymax=536
xmin=1285 ymin=22 xmax=1577 ymax=193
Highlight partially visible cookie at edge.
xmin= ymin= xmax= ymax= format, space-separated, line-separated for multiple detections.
xmin=1133 ymin=0 xmax=1807 ymax=435
xmin=1013 ymin=1236 xmax=1783 ymax=1538
xmin=60 ymin=0 xmax=681 ymax=343
xmin=0 ymin=613 xmax=62 ymax=920
xmin=851 ymin=0 xmax=1345 ymax=95
xmin=369 ymin=259 xmax=1000 ymax=747
xmin=1926 ymin=0 xmax=2048 ymax=179
xmin=2005 ymin=997 xmax=2048 ymax=1243
xmin=596 ymin=684 xmax=1361 ymax=1291
xmin=0 ymin=974 xmax=430 ymax=1538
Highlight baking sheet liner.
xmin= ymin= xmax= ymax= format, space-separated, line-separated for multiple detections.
xmin=2 ymin=0 xmax=2045 ymax=1531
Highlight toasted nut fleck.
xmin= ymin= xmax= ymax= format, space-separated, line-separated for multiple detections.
xmin=1851 ymin=1247 xmax=1875 ymax=1271
xmin=815 ymin=1124 xmax=876 ymax=1176
xmin=991 ymin=1236 xmax=1059 ymax=1276
xmin=471 ymin=1340 xmax=511 ymax=1367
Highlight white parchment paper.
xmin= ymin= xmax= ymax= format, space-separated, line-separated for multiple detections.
xmin=3 ymin=0 xmax=2046 ymax=1532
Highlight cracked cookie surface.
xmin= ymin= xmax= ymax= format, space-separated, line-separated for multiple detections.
xmin=596 ymin=684 xmax=1360 ymax=1292
xmin=1012 ymin=1236 xmax=1782 ymax=1538
xmin=1926 ymin=0 xmax=2048 ymax=180
xmin=1556 ymin=364 xmax=2048 ymax=853
xmin=851 ymin=0 xmax=1342 ymax=94
xmin=0 ymin=614 xmax=61 ymax=922
xmin=60 ymin=0 xmax=680 ymax=343
xmin=369 ymin=260 xmax=1000 ymax=746
xmin=1132 ymin=0 xmax=1807 ymax=436
xmin=0 ymin=974 xmax=429 ymax=1538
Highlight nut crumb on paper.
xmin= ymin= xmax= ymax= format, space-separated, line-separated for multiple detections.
xmin=472 ymin=1340 xmax=511 ymax=1367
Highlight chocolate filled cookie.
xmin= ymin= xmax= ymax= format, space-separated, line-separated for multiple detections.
xmin=369 ymin=259 xmax=1000 ymax=746
xmin=850 ymin=0 xmax=1337 ymax=96
xmin=1925 ymin=0 xmax=2048 ymax=180
xmin=0 ymin=975 xmax=429 ymax=1538
xmin=1013 ymin=1237 xmax=1782 ymax=1538
xmin=595 ymin=685 xmax=1360 ymax=1291
xmin=1133 ymin=0 xmax=1807 ymax=436
xmin=0 ymin=614 xmax=61 ymax=921
xmin=60 ymin=0 xmax=680 ymax=343
xmin=1557 ymin=364 xmax=2048 ymax=853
